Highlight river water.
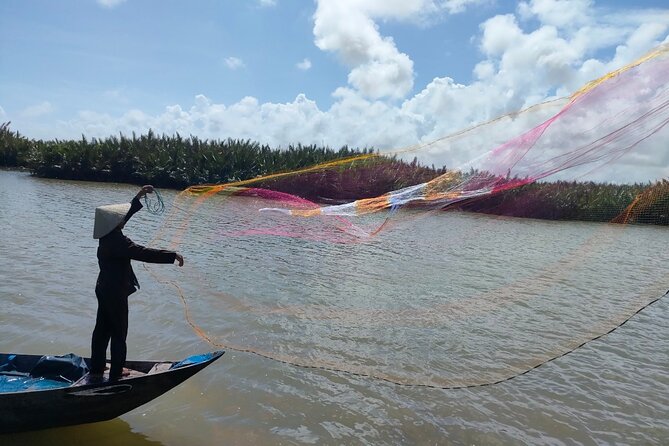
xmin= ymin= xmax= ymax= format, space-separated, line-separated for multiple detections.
xmin=1 ymin=169 xmax=668 ymax=445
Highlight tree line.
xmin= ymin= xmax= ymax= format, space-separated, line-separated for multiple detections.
xmin=1 ymin=122 xmax=666 ymax=224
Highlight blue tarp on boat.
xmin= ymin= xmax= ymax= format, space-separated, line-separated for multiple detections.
xmin=0 ymin=353 xmax=89 ymax=393
xmin=170 ymin=352 xmax=217 ymax=369
xmin=0 ymin=375 xmax=71 ymax=393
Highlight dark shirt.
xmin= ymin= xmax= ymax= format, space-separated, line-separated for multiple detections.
xmin=96 ymin=196 xmax=176 ymax=297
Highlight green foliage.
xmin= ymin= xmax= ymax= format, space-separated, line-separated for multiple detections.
xmin=461 ymin=180 xmax=666 ymax=224
xmin=0 ymin=122 xmax=33 ymax=167
xmin=1 ymin=124 xmax=381 ymax=189
xmin=1 ymin=122 xmax=665 ymax=224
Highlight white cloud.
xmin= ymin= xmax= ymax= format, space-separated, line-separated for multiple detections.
xmin=479 ymin=14 xmax=523 ymax=57
xmin=258 ymin=0 xmax=277 ymax=6
xmin=478 ymin=1 xmax=669 ymax=97
xmin=311 ymin=0 xmax=493 ymax=100
xmin=297 ymin=58 xmax=312 ymax=70
xmin=0 ymin=105 xmax=6 ymax=121
xmin=20 ymin=101 xmax=54 ymax=118
xmin=443 ymin=0 xmax=490 ymax=15
xmin=313 ymin=1 xmax=414 ymax=99
xmin=97 ymin=0 xmax=127 ymax=8
xmin=606 ymin=22 xmax=669 ymax=70
xmin=224 ymin=56 xmax=245 ymax=70
xmin=17 ymin=1 xmax=669 ymax=184
xmin=518 ymin=0 xmax=593 ymax=28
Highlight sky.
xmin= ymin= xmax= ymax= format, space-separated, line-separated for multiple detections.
xmin=1 ymin=0 xmax=669 ymax=181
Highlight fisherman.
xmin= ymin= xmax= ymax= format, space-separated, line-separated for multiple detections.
xmin=91 ymin=185 xmax=184 ymax=380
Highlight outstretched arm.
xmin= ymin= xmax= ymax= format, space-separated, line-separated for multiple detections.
xmin=117 ymin=237 xmax=180 ymax=265
xmin=120 ymin=185 xmax=185 ymax=267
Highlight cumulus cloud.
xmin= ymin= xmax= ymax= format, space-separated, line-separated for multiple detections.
xmin=518 ymin=0 xmax=593 ymax=29
xmin=312 ymin=0 xmax=488 ymax=100
xmin=296 ymin=58 xmax=312 ymax=70
xmin=479 ymin=1 xmax=669 ymax=97
xmin=58 ymin=94 xmax=329 ymax=149
xmin=97 ymin=0 xmax=127 ymax=8
xmin=18 ymin=1 xmax=669 ymax=183
xmin=224 ymin=57 xmax=245 ymax=70
xmin=310 ymin=0 xmax=498 ymax=100
xmin=313 ymin=1 xmax=414 ymax=99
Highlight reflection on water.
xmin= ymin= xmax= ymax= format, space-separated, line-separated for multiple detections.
xmin=0 ymin=418 xmax=163 ymax=446
xmin=1 ymin=170 xmax=668 ymax=445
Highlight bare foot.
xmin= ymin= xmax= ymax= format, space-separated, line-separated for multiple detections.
xmin=109 ymin=368 xmax=132 ymax=380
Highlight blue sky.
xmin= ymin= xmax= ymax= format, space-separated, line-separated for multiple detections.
xmin=1 ymin=0 xmax=669 ymax=180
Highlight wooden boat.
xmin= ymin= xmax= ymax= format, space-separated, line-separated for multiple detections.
xmin=0 ymin=350 xmax=224 ymax=433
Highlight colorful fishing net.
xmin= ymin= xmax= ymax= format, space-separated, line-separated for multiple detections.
xmin=146 ymin=44 xmax=669 ymax=388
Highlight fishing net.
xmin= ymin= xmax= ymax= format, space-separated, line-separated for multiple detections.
xmin=146 ymin=44 xmax=669 ymax=388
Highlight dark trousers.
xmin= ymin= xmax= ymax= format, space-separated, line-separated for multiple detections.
xmin=91 ymin=288 xmax=129 ymax=378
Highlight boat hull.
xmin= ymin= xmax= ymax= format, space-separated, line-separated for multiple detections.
xmin=0 ymin=351 xmax=224 ymax=433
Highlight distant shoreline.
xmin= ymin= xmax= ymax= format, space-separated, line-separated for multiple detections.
xmin=1 ymin=123 xmax=667 ymax=225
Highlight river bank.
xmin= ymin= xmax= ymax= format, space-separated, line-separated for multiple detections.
xmin=2 ymin=123 xmax=667 ymax=225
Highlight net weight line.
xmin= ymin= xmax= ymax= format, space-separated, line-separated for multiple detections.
xmin=145 ymin=261 xmax=667 ymax=390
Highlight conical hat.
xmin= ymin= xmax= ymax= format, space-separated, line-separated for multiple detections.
xmin=93 ymin=203 xmax=131 ymax=239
